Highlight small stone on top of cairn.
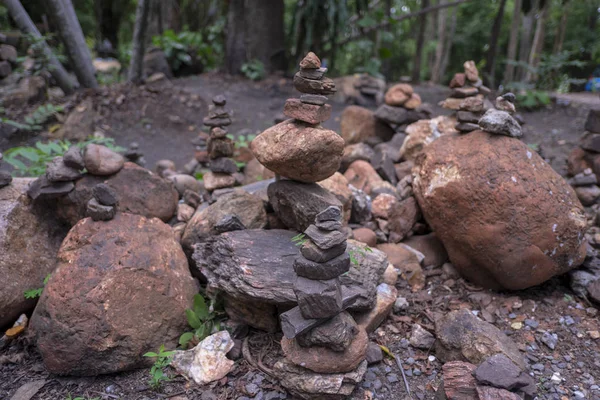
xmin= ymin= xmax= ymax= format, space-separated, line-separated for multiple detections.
xmin=203 ymin=95 xmax=237 ymax=192
xmin=0 ymin=151 xmax=12 ymax=188
xmin=284 ymin=52 xmax=334 ymax=125
xmin=478 ymin=93 xmax=522 ymax=138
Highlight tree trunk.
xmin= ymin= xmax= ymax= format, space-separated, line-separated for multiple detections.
xmin=430 ymin=0 xmax=448 ymax=83
xmin=246 ymin=0 xmax=286 ymax=72
xmin=46 ymin=0 xmax=97 ymax=88
xmin=4 ymin=0 xmax=76 ymax=94
xmin=525 ymin=1 xmax=550 ymax=82
xmin=517 ymin=1 xmax=535 ymax=81
xmin=380 ymin=0 xmax=393 ymax=80
xmin=225 ymin=0 xmax=246 ymax=75
xmin=484 ymin=0 xmax=507 ymax=89
xmin=412 ymin=0 xmax=430 ymax=83
xmin=503 ymin=0 xmax=521 ymax=84
xmin=128 ymin=0 xmax=151 ymax=83
xmin=552 ymin=3 xmax=568 ymax=54
xmin=439 ymin=2 xmax=458 ymax=82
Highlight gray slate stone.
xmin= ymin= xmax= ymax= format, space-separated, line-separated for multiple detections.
xmin=214 ymin=214 xmax=246 ymax=233
xmin=316 ymin=206 xmax=342 ymax=222
xmin=295 ymin=276 xmax=343 ymax=319
xmin=304 ymin=224 xmax=346 ymax=250
xmin=581 ymin=132 xmax=600 ymax=153
xmin=474 ymin=354 xmax=535 ymax=392
xmin=374 ymin=104 xmax=408 ymax=125
xmin=371 ymin=146 xmax=397 ymax=185
xmin=350 ymin=186 xmax=372 ymax=224
xmin=456 ymin=122 xmax=480 ymax=132
xmin=27 ymin=176 xmax=74 ymax=200
xmin=210 ymin=157 xmax=238 ymax=174
xmin=315 ymin=219 xmax=342 ymax=231
xmin=93 ymin=183 xmax=118 ymax=206
xmin=457 ymin=111 xmax=480 ymax=123
xmin=300 ymin=94 xmax=328 ymax=105
xmin=46 ymin=157 xmax=82 ymax=182
xmin=0 ymin=171 xmax=12 ymax=188
xmin=301 ymin=240 xmax=347 ymax=263
xmin=365 ymin=342 xmax=383 ymax=365
xmin=63 ymin=146 xmax=85 ymax=170
xmin=86 ymin=198 xmax=116 ymax=221
xmin=585 ymin=109 xmax=600 ymax=133
xmin=296 ymin=311 xmax=358 ymax=352
xmin=294 ymin=253 xmax=350 ymax=280
xmin=478 ymin=109 xmax=522 ymax=138
xmin=298 ymin=68 xmax=327 ymax=81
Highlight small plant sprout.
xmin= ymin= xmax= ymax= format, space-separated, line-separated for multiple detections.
xmin=143 ymin=344 xmax=175 ymax=389
xmin=291 ymin=233 xmax=307 ymax=247
xmin=179 ymin=293 xmax=224 ymax=349
xmin=24 ymin=273 xmax=51 ymax=299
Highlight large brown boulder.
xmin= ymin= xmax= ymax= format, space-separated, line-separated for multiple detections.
xmin=340 ymin=106 xmax=394 ymax=145
xmin=413 ymin=130 xmax=587 ymax=290
xmin=30 ymin=213 xmax=198 ymax=376
xmin=0 ymin=179 xmax=68 ymax=328
xmin=251 ymin=119 xmax=344 ymax=183
xmin=56 ymin=162 xmax=178 ymax=225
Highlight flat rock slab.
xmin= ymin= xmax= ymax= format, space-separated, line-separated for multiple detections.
xmin=193 ymin=231 xmax=388 ymax=310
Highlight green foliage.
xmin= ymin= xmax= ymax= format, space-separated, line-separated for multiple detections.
xmin=291 ymin=233 xmax=307 ymax=247
xmin=515 ymin=90 xmax=551 ymax=110
xmin=64 ymin=395 xmax=100 ymax=400
xmin=3 ymin=138 xmax=124 ymax=177
xmin=179 ymin=293 xmax=224 ymax=349
xmin=24 ymin=274 xmax=51 ymax=299
xmin=348 ymin=245 xmax=373 ymax=267
xmin=227 ymin=133 xmax=256 ymax=149
xmin=1 ymin=103 xmax=63 ymax=132
xmin=152 ymin=29 xmax=223 ymax=74
xmin=143 ymin=344 xmax=175 ymax=389
xmin=241 ymin=59 xmax=266 ymax=81
xmin=22 ymin=33 xmax=67 ymax=77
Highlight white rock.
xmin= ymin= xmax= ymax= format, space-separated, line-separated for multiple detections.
xmin=171 ymin=331 xmax=235 ymax=385
xmin=550 ymin=372 xmax=562 ymax=384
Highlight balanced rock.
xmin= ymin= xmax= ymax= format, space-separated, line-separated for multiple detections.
xmin=296 ymin=311 xmax=358 ymax=352
xmin=63 ymin=146 xmax=85 ymax=170
xmin=283 ymin=99 xmax=332 ymax=125
xmin=268 ymin=180 xmax=342 ymax=232
xmin=413 ymin=130 xmax=587 ymax=290
xmin=46 ymin=156 xmax=81 ymax=182
xmin=86 ymin=198 xmax=115 ymax=221
xmin=295 ymin=276 xmax=343 ymax=319
xmin=83 ymin=144 xmax=125 ymax=176
xmin=478 ymin=109 xmax=522 ymax=138
xmin=30 ymin=213 xmax=198 ymax=375
xmin=251 ymin=120 xmax=344 ymax=182
xmin=281 ymin=327 xmax=368 ymax=373
xmin=384 ymin=84 xmax=413 ymax=106
xmin=294 ymin=253 xmax=351 ymax=281
xmin=56 ymin=163 xmax=178 ymax=226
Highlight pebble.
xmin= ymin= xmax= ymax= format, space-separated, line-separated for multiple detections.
xmin=531 ymin=363 xmax=545 ymax=371
xmin=574 ymin=391 xmax=585 ymax=398
xmin=541 ymin=331 xmax=559 ymax=350
xmin=413 ymin=369 xmax=422 ymax=376
xmin=524 ymin=319 xmax=539 ymax=328
xmin=387 ymin=373 xmax=399 ymax=383
xmin=508 ymin=313 xmax=517 ymax=319
xmin=246 ymin=383 xmax=260 ymax=396
xmin=406 ymin=357 xmax=415 ymax=365
xmin=551 ymin=372 xmax=563 ymax=384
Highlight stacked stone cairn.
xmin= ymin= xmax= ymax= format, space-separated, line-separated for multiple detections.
xmin=285 ymin=52 xmax=334 ymax=125
xmin=439 ymin=60 xmax=492 ymax=133
xmin=374 ymin=83 xmax=432 ymax=131
xmin=0 ymin=152 xmax=12 ymax=188
xmin=202 ymin=95 xmax=237 ymax=192
xmin=567 ymin=110 xmax=600 ymax=206
xmin=26 ymin=144 xmax=125 ymax=222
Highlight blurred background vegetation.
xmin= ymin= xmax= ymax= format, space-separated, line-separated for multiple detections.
xmin=1 ymin=0 xmax=599 ymax=91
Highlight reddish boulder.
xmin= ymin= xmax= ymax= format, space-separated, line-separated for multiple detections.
xmin=340 ymin=106 xmax=394 ymax=145
xmin=344 ymin=160 xmax=384 ymax=195
xmin=352 ymin=227 xmax=377 ymax=247
xmin=57 ymin=162 xmax=178 ymax=225
xmin=30 ymin=213 xmax=198 ymax=375
xmin=567 ymin=148 xmax=590 ymax=177
xmin=413 ymin=131 xmax=587 ymax=290
xmin=402 ymin=233 xmax=448 ymax=268
xmin=442 ymin=361 xmax=478 ymax=400
xmin=0 ymin=179 xmax=68 ymax=327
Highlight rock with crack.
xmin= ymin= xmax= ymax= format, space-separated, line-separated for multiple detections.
xmin=296 ymin=311 xmax=358 ymax=352
xmin=413 ymin=130 xmax=587 ymax=290
xmin=171 ymin=331 xmax=234 ymax=385
xmin=435 ymin=309 xmax=525 ymax=369
xmin=193 ymin=231 xmax=388 ymax=313
xmin=273 ymin=358 xmax=367 ymax=400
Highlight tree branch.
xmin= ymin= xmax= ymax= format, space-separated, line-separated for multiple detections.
xmin=339 ymin=0 xmax=473 ymax=46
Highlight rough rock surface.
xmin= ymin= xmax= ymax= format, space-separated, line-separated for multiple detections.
xmin=181 ymin=189 xmax=266 ymax=250
xmin=56 ymin=162 xmax=178 ymax=226
xmin=296 ymin=311 xmax=358 ymax=352
xmin=268 ymin=180 xmax=342 ymax=232
xmin=413 ymin=130 xmax=587 ymax=290
xmin=435 ymin=309 xmax=525 ymax=369
xmin=0 ymin=179 xmax=68 ymax=327
xmin=83 ymin=144 xmax=125 ymax=175
xmin=442 ymin=361 xmax=478 ymax=400
xmin=193 ymin=232 xmax=388 ymax=311
xmin=30 ymin=213 xmax=198 ymax=375
xmin=340 ymin=106 xmax=394 ymax=145
xmin=317 ymin=172 xmax=353 ymax=223
xmin=273 ymin=359 xmax=367 ymax=400
xmin=250 ymin=119 xmax=344 ymax=182
xmin=281 ymin=327 xmax=368 ymax=373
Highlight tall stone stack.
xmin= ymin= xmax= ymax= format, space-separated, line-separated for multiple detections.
xmin=202 ymin=95 xmax=237 ymax=192
xmin=439 ymin=61 xmax=492 ymax=133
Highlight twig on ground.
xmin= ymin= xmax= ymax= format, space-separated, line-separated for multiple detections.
xmin=394 ymin=354 xmax=411 ymax=397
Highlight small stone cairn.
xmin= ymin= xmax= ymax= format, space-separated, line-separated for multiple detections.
xmin=286 ymin=52 xmax=334 ymax=125
xmin=26 ymin=143 xmax=125 ymax=222
xmin=202 ymin=95 xmax=237 ymax=192
xmin=567 ymin=110 xmax=600 ymax=206
xmin=374 ymin=82 xmax=432 ymax=129
xmin=0 ymin=152 xmax=12 ymax=188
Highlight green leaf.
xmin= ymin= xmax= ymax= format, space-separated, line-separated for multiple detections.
xmin=19 ymin=149 xmax=40 ymax=162
xmin=143 ymin=352 xmax=158 ymax=358
xmin=186 ymin=309 xmax=202 ymax=329
xmin=193 ymin=294 xmax=209 ymax=321
xmin=179 ymin=332 xmax=194 ymax=346
xmin=48 ymin=142 xmax=62 ymax=154
xmin=378 ymin=47 xmax=392 ymax=59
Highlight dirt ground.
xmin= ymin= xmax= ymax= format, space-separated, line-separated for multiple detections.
xmin=1 ymin=74 xmax=599 ymax=400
